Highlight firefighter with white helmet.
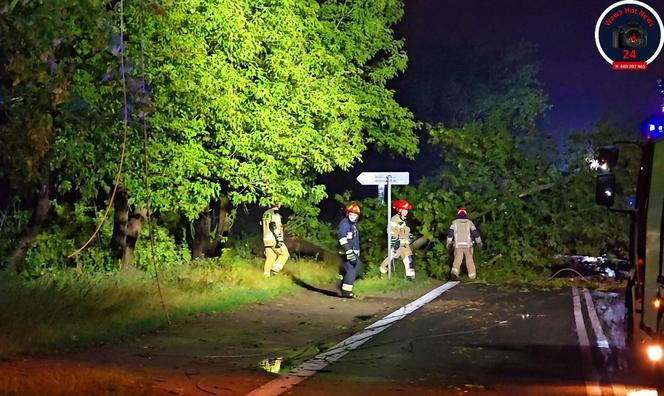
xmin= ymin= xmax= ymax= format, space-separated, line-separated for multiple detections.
xmin=262 ymin=204 xmax=289 ymax=276
xmin=446 ymin=207 xmax=483 ymax=280
xmin=338 ymin=203 xmax=361 ymax=298
xmin=380 ymin=200 xmax=416 ymax=281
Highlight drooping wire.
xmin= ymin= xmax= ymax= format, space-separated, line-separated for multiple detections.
xmin=68 ymin=0 xmax=129 ymax=259
xmin=138 ymin=0 xmax=170 ymax=324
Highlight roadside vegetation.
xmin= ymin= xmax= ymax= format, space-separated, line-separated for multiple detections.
xmin=0 ymin=249 xmax=432 ymax=359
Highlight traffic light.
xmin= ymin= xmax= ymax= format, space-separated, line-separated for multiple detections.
xmin=596 ymin=173 xmax=616 ymax=207
xmin=597 ymin=145 xmax=619 ymax=170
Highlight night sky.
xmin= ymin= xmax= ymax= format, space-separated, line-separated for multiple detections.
xmin=394 ymin=0 xmax=664 ymax=135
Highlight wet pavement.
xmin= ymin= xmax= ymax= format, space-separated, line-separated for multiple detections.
xmin=275 ymin=284 xmax=656 ymax=396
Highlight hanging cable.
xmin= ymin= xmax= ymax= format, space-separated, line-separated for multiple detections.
xmin=138 ymin=0 xmax=170 ymax=324
xmin=68 ymin=0 xmax=129 ymax=258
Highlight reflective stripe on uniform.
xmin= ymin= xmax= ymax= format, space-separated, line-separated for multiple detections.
xmin=339 ymin=237 xmax=348 ymax=245
xmin=342 ymin=283 xmax=353 ymax=291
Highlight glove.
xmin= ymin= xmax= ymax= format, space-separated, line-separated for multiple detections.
xmin=391 ymin=239 xmax=401 ymax=250
xmin=275 ymin=241 xmax=283 ymax=248
xmin=477 ymin=241 xmax=484 ymax=248
xmin=345 ymin=250 xmax=357 ymax=263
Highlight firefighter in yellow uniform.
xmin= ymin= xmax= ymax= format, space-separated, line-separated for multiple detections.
xmin=262 ymin=204 xmax=289 ymax=276
xmin=380 ymin=200 xmax=416 ymax=281
xmin=446 ymin=207 xmax=482 ymax=280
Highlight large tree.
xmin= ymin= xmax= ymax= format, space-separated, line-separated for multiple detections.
xmin=3 ymin=0 xmax=419 ymax=268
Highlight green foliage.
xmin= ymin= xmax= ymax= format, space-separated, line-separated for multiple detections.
xmin=21 ymin=204 xmax=189 ymax=276
xmin=133 ymin=225 xmax=192 ymax=273
xmin=22 ymin=204 xmax=116 ymax=276
xmin=408 ymin=113 xmax=640 ymax=281
xmin=2 ymin=0 xmax=419 ymax=274
xmin=102 ymin=0 xmax=419 ymax=217
xmin=285 ymin=213 xmax=337 ymax=249
xmin=0 ymin=0 xmax=115 ymax=193
xmin=0 ymin=207 xmax=30 ymax=264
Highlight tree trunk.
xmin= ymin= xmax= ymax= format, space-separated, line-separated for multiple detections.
xmin=191 ymin=204 xmax=211 ymax=259
xmin=110 ymin=185 xmax=128 ymax=261
xmin=7 ymin=184 xmax=50 ymax=273
xmin=411 ymin=235 xmax=430 ymax=250
xmin=253 ymin=236 xmax=344 ymax=267
xmin=121 ymin=208 xmax=147 ymax=269
xmin=209 ymin=196 xmax=230 ymax=257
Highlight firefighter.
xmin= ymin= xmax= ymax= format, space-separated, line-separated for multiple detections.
xmin=338 ymin=203 xmax=361 ymax=298
xmin=380 ymin=200 xmax=416 ymax=280
xmin=262 ymin=204 xmax=289 ymax=276
xmin=446 ymin=207 xmax=483 ymax=280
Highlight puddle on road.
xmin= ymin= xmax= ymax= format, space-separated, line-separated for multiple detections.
xmin=258 ymin=357 xmax=284 ymax=373
xmin=256 ymin=342 xmax=329 ymax=374
xmin=516 ymin=313 xmax=545 ymax=320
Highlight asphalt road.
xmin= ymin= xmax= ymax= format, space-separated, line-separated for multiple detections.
xmin=251 ymin=283 xmax=656 ymax=396
xmin=2 ymin=281 xmax=657 ymax=395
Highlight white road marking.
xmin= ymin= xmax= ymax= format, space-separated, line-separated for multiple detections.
xmin=572 ymin=286 xmax=602 ymax=396
xmin=582 ymin=288 xmax=610 ymax=349
xmin=245 ymin=281 xmax=460 ymax=396
xmin=582 ymin=288 xmax=627 ymax=396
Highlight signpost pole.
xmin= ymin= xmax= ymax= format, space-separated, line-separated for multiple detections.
xmin=355 ymin=172 xmax=409 ymax=280
xmin=386 ymin=175 xmax=392 ymax=278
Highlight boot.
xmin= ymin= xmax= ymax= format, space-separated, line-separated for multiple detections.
xmin=341 ymin=290 xmax=355 ymax=299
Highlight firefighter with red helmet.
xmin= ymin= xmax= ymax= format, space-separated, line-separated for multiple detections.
xmin=338 ymin=203 xmax=361 ymax=298
xmin=262 ymin=204 xmax=289 ymax=276
xmin=380 ymin=200 xmax=416 ymax=281
xmin=446 ymin=207 xmax=482 ymax=280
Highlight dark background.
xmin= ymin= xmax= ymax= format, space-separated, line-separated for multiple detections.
xmin=317 ymin=0 xmax=664 ymax=219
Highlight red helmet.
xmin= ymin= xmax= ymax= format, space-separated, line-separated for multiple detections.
xmin=457 ymin=207 xmax=467 ymax=217
xmin=346 ymin=203 xmax=361 ymax=216
xmin=393 ymin=200 xmax=413 ymax=211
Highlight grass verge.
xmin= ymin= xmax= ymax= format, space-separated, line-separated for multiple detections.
xmin=0 ymin=256 xmax=338 ymax=359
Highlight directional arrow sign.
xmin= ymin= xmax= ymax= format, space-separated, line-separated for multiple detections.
xmin=356 ymin=172 xmax=409 ymax=186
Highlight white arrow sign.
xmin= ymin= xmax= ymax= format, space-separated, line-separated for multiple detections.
xmin=356 ymin=172 xmax=409 ymax=186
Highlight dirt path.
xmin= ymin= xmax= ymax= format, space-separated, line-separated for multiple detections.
xmin=0 ymin=281 xmax=440 ymax=396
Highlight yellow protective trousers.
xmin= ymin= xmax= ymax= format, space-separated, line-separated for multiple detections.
xmin=264 ymin=244 xmax=289 ymax=275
